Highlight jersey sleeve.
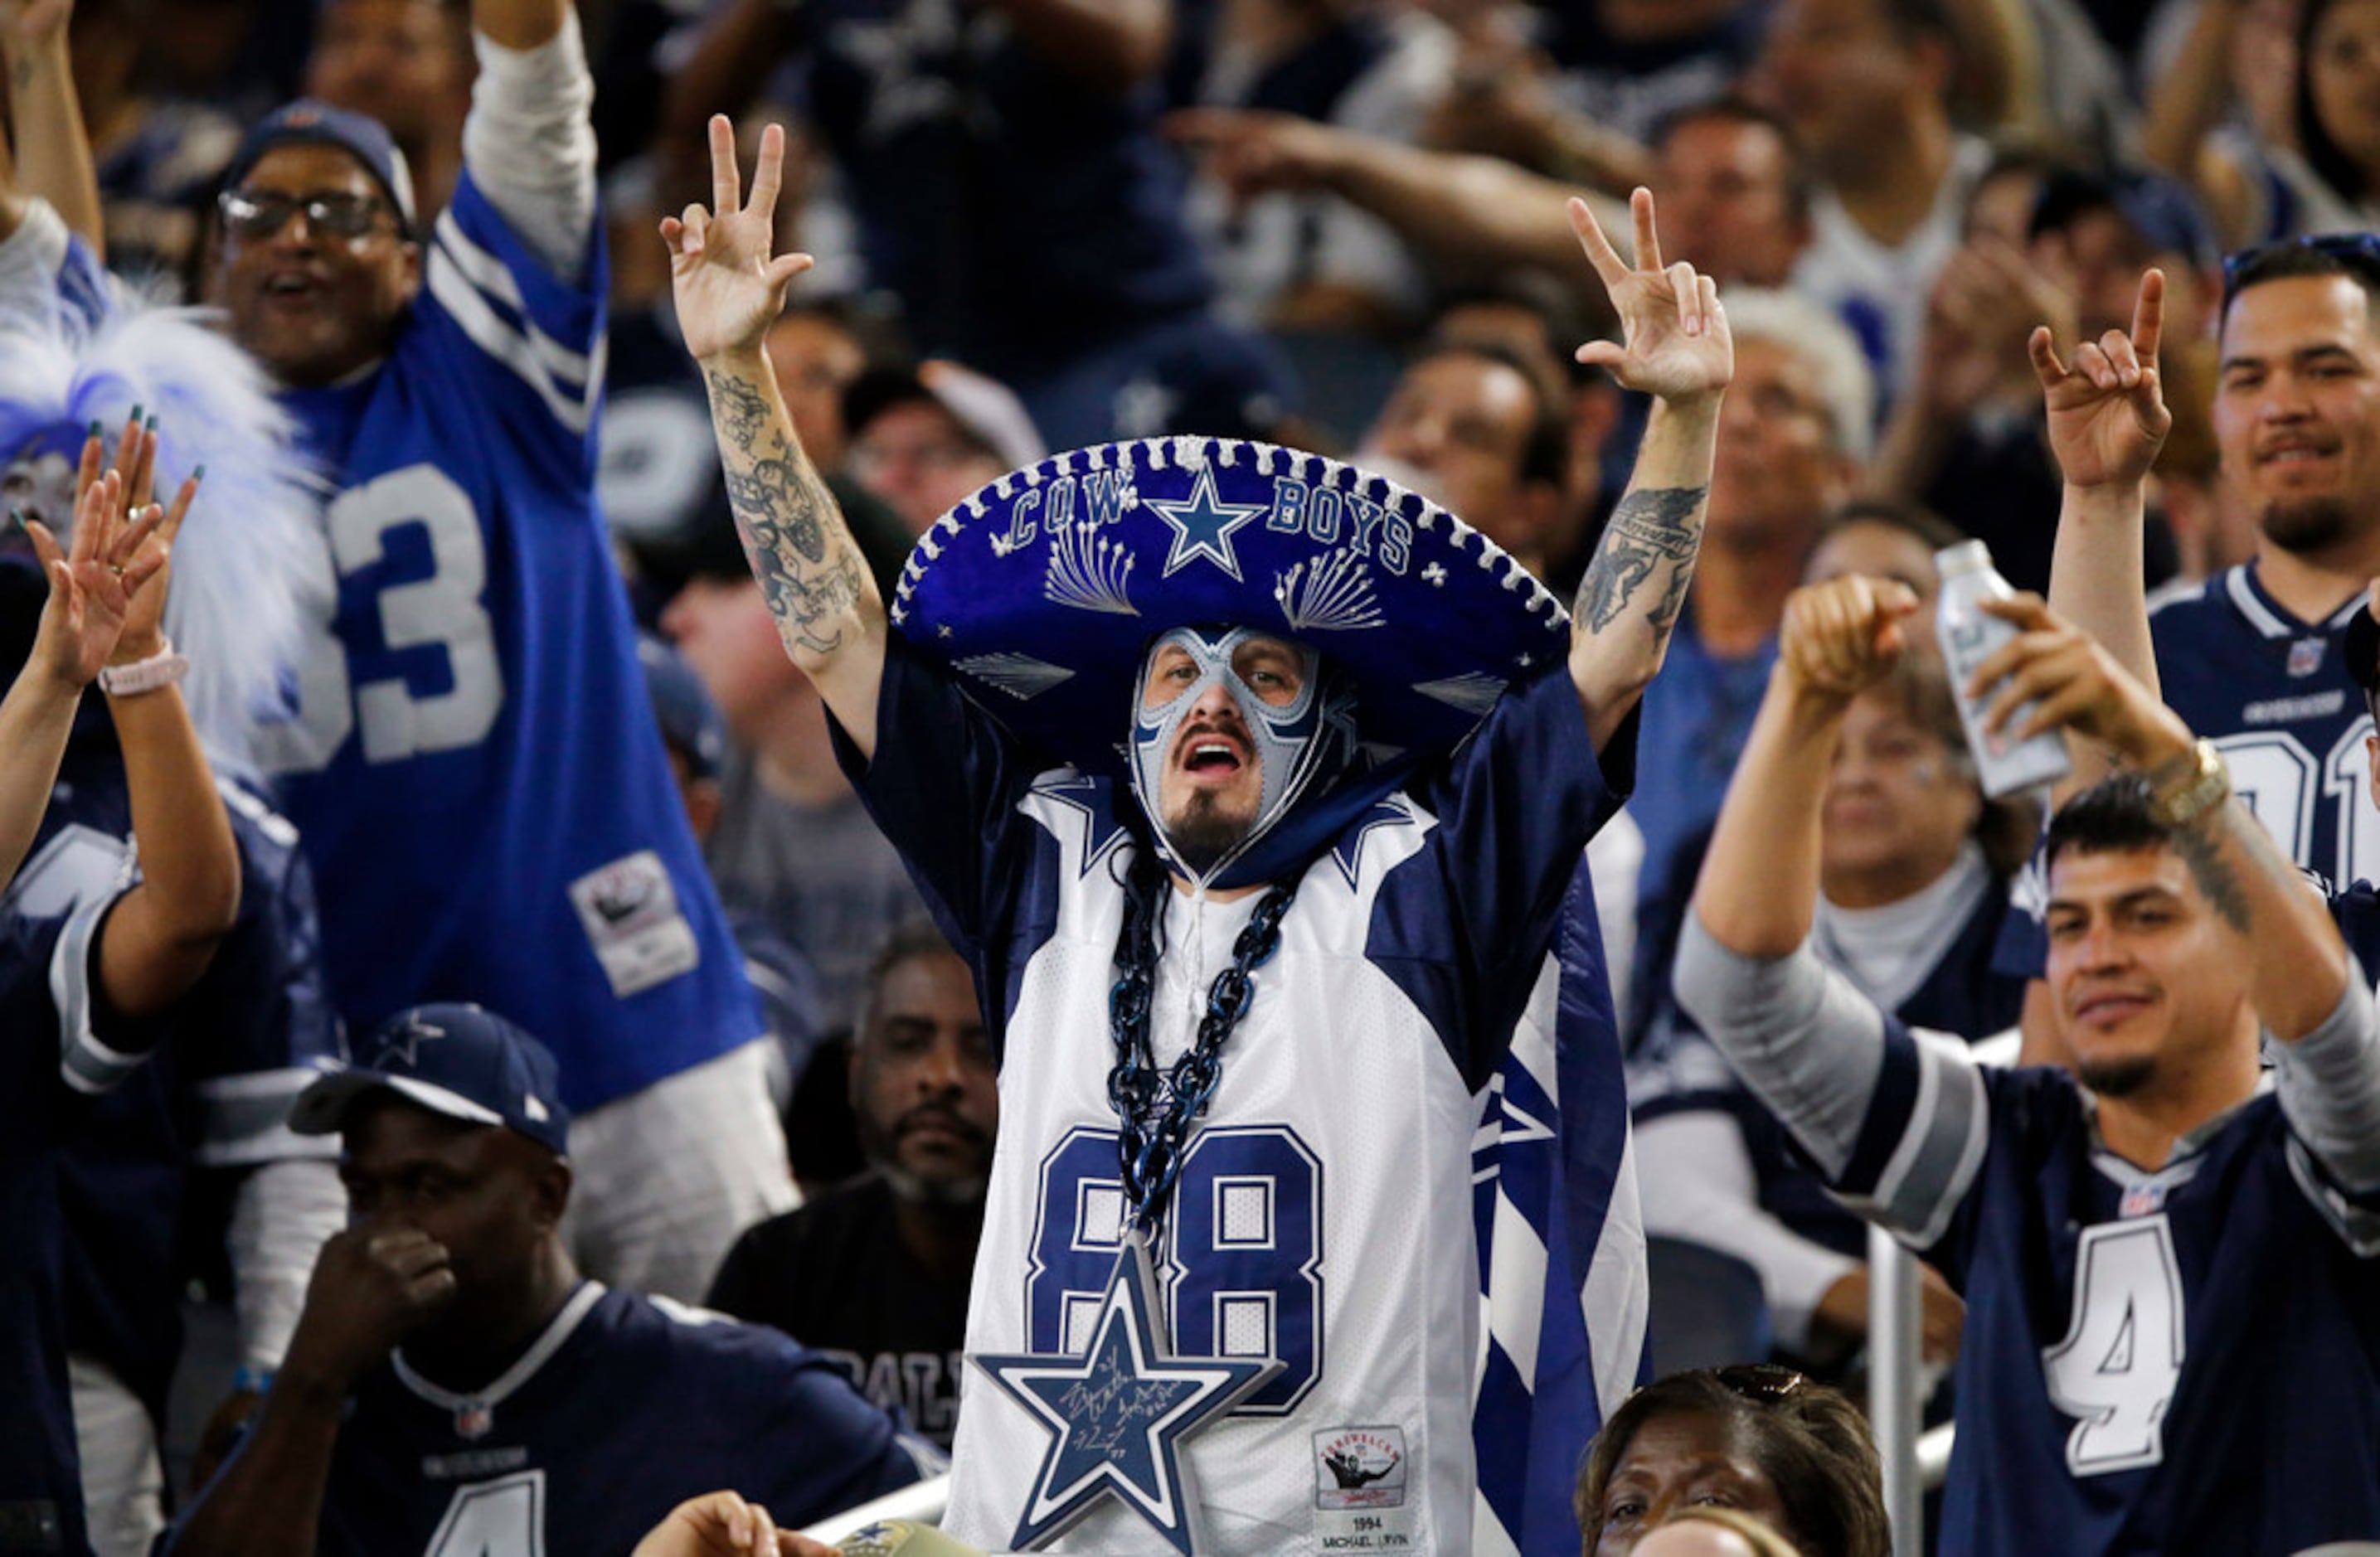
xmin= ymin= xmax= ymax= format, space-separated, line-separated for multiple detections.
xmin=1371 ymin=668 xmax=1634 ymax=1085
xmin=190 ymin=786 xmax=342 ymax=1168
xmin=40 ymin=882 xmax=173 ymax=1096
xmin=416 ymin=168 xmax=606 ymax=476
xmin=2271 ymin=955 xmax=2380 ymax=1254
xmin=830 ymin=633 xmax=1062 ymax=961
xmin=1672 ymin=918 xmax=1997 ymax=1272
xmin=0 ymin=198 xmax=113 ymax=339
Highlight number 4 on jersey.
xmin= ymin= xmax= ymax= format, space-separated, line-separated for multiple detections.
xmin=2041 ymin=1216 xmax=2186 ymax=1476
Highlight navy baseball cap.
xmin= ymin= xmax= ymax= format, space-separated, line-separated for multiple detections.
xmin=222 ymin=99 xmax=418 ymax=234
xmin=292 ymin=1003 xmax=570 ymax=1154
xmin=639 ymin=633 xmax=726 ymax=780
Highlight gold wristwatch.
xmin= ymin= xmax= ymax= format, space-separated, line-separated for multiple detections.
xmin=2148 ymin=738 xmax=2231 ymax=829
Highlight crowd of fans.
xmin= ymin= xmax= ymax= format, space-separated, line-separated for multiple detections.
xmin=4 ymin=0 xmax=2380 ymax=1553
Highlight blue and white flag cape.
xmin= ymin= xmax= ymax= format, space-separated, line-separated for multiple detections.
xmin=1472 ymin=861 xmax=1650 ymax=1555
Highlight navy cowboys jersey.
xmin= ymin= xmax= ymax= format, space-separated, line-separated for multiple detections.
xmin=836 ymin=636 xmax=1628 ymax=1555
xmin=1755 ymin=964 xmax=2380 ymax=1555
xmin=0 ymin=880 xmax=151 ymax=1557
xmin=253 ymin=164 xmax=760 ymax=1112
xmin=2003 ymin=562 xmax=2377 ymax=979
xmin=2149 ymin=563 xmax=2374 ymax=887
xmin=3 ymin=741 xmax=340 ymax=1424
xmin=308 ymin=1284 xmax=934 ymax=1555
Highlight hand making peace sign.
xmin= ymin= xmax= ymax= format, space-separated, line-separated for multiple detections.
xmin=1566 ymin=188 xmax=1734 ymax=406
xmin=664 ymin=116 xmax=818 ymax=364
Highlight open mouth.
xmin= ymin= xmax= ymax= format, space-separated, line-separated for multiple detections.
xmin=1183 ymin=740 xmax=1244 ymax=776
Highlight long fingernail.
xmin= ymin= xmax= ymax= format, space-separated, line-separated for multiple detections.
xmin=144 ymin=414 xmax=159 ymax=433
xmin=7 ymin=507 xmax=23 ymax=531
xmin=129 ymin=403 xmax=143 ymax=424
xmin=86 ymin=419 xmax=103 ymax=440
xmin=192 ymin=464 xmax=207 ymax=483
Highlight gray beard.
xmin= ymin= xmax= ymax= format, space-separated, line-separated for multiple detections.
xmin=2078 ymin=1055 xmax=2158 ymax=1099
xmin=2259 ymin=493 xmax=2363 ymax=555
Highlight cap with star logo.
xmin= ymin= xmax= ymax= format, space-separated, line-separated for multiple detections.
xmin=888 ymin=436 xmax=1571 ymax=783
xmin=290 ymin=1002 xmax=570 ymax=1155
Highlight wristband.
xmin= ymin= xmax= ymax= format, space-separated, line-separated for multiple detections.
xmin=97 ymin=635 xmax=188 ymax=698
xmin=232 ymin=1365 xmax=275 ymax=1396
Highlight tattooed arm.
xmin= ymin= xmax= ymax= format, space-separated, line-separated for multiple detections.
xmin=1560 ymin=190 xmax=1730 ymax=754
xmin=1960 ymin=592 xmax=2348 ymax=1043
xmin=668 ymin=117 xmax=887 ymax=754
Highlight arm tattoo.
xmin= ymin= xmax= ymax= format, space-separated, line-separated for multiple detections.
xmin=1574 ymin=485 xmax=1705 ymax=636
xmin=2174 ymin=799 xmax=2280 ymax=937
xmin=702 ymin=367 xmax=863 ymax=657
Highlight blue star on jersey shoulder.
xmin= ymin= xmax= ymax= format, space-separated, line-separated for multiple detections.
xmin=974 ymin=1232 xmax=1280 ymax=1553
xmin=1144 ymin=463 xmax=1268 ymax=582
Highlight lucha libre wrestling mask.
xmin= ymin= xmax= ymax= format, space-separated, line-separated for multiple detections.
xmin=1128 ymin=625 xmax=1357 ymax=883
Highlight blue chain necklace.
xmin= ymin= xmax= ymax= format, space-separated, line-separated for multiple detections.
xmin=1106 ymin=848 xmax=1296 ymax=1234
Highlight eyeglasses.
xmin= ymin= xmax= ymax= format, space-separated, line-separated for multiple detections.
xmin=1712 ymin=1363 xmax=1811 ymax=1404
xmin=2220 ymin=231 xmax=2380 ymax=310
xmin=216 ymin=188 xmax=396 ymax=243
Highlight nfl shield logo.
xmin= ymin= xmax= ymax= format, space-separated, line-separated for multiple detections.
xmin=2120 ymin=1182 xmax=2166 ymax=1218
xmin=2290 ymin=638 xmax=2327 ymax=677
xmin=454 ymin=1401 xmax=494 ymax=1440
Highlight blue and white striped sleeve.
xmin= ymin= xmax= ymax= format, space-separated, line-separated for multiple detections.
xmin=1673 ymin=914 xmax=1994 ymax=1250
xmin=50 ymin=881 xmax=162 ymax=1095
xmin=2272 ymin=961 xmax=2380 ymax=1255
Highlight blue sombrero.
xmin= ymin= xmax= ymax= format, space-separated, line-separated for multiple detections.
xmin=890 ymin=436 xmax=1571 ymax=776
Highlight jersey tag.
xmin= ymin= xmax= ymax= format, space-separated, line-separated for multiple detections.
xmin=1314 ymin=1426 xmax=1413 ymax=1550
xmin=567 ymin=848 xmax=700 ymax=998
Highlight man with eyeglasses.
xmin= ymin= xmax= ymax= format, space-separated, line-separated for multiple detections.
xmin=197 ymin=0 xmax=794 ymax=1321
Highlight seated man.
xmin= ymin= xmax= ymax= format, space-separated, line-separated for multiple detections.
xmin=168 ymin=1003 xmax=939 ymax=1556
xmin=1678 ymin=574 xmax=2380 ymax=1555
xmin=709 ymin=921 xmax=993 ymax=1449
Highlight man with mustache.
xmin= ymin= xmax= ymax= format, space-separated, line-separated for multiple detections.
xmin=708 ymin=922 xmax=993 ymax=1450
xmin=2137 ymin=238 xmax=2380 ymax=887
xmin=670 ymin=100 xmax=1729 ymax=1549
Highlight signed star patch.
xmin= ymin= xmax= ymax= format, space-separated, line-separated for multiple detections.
xmin=973 ymin=1231 xmax=1279 ymax=1553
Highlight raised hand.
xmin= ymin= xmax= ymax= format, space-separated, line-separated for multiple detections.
xmin=2033 ymin=269 xmax=2173 ymax=492
xmin=1567 ymin=188 xmax=1732 ymax=405
xmin=75 ymin=413 xmax=192 ymax=662
xmin=19 ymin=468 xmax=168 ymax=689
xmin=1779 ymin=574 xmax=1921 ymax=701
xmin=1965 ymin=592 xmax=2190 ymax=764
xmin=664 ymin=116 xmax=817 ymax=363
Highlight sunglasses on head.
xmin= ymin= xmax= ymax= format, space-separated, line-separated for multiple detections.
xmin=216 ymin=188 xmax=397 ymax=243
xmin=2219 ymin=231 xmax=2380 ymax=310
xmin=1713 ymin=1363 xmax=1811 ymax=1404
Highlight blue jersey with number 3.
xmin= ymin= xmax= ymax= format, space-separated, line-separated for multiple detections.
xmin=256 ymin=173 xmax=756 ymax=1108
